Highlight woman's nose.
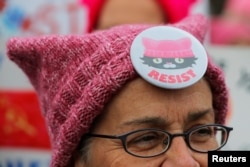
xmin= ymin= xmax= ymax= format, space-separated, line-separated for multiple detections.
xmin=161 ymin=137 xmax=200 ymax=167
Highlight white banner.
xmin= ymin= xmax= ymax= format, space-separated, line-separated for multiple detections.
xmin=208 ymin=45 xmax=250 ymax=150
xmin=0 ymin=148 xmax=51 ymax=167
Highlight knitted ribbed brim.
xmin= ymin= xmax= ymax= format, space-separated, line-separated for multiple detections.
xmin=7 ymin=15 xmax=228 ymax=167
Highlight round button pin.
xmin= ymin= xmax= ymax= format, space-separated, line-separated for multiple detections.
xmin=130 ymin=26 xmax=208 ymax=89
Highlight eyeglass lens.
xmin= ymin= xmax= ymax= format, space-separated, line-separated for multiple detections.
xmin=189 ymin=125 xmax=228 ymax=152
xmin=126 ymin=130 xmax=168 ymax=157
xmin=124 ymin=125 xmax=229 ymax=157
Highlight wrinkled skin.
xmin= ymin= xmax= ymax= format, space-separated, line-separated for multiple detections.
xmin=75 ymin=78 xmax=213 ymax=167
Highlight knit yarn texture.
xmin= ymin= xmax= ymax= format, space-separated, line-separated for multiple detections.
xmin=7 ymin=15 xmax=228 ymax=167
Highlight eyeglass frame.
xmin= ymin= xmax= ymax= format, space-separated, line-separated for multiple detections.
xmin=87 ymin=124 xmax=233 ymax=158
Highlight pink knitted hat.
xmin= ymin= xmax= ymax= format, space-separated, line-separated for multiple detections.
xmin=80 ymin=0 xmax=196 ymax=32
xmin=7 ymin=15 xmax=228 ymax=167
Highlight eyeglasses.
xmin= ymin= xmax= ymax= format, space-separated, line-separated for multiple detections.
xmin=88 ymin=124 xmax=233 ymax=158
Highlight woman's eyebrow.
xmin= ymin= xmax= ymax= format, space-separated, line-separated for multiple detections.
xmin=120 ymin=109 xmax=213 ymax=128
xmin=186 ymin=108 xmax=214 ymax=123
xmin=121 ymin=116 xmax=170 ymax=128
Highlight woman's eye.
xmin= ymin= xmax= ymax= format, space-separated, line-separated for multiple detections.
xmin=190 ymin=127 xmax=213 ymax=143
xmin=127 ymin=132 xmax=163 ymax=151
xmin=132 ymin=134 xmax=158 ymax=145
xmin=175 ymin=58 xmax=184 ymax=64
xmin=195 ymin=128 xmax=212 ymax=136
xmin=153 ymin=58 xmax=163 ymax=64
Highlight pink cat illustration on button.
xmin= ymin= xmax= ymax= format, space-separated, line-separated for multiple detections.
xmin=141 ymin=37 xmax=197 ymax=70
xmin=130 ymin=26 xmax=208 ymax=89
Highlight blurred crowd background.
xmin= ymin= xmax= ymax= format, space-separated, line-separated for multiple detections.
xmin=0 ymin=0 xmax=250 ymax=166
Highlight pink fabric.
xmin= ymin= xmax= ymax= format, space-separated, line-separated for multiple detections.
xmin=80 ymin=0 xmax=196 ymax=32
xmin=210 ymin=18 xmax=250 ymax=45
xmin=80 ymin=0 xmax=105 ymax=32
xmin=210 ymin=0 xmax=250 ymax=45
xmin=7 ymin=15 xmax=228 ymax=167
xmin=142 ymin=38 xmax=194 ymax=58
xmin=226 ymin=0 xmax=250 ymax=17
xmin=158 ymin=0 xmax=196 ymax=22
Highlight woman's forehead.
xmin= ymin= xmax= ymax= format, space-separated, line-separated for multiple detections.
xmin=116 ymin=77 xmax=212 ymax=102
xmin=96 ymin=77 xmax=214 ymax=131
